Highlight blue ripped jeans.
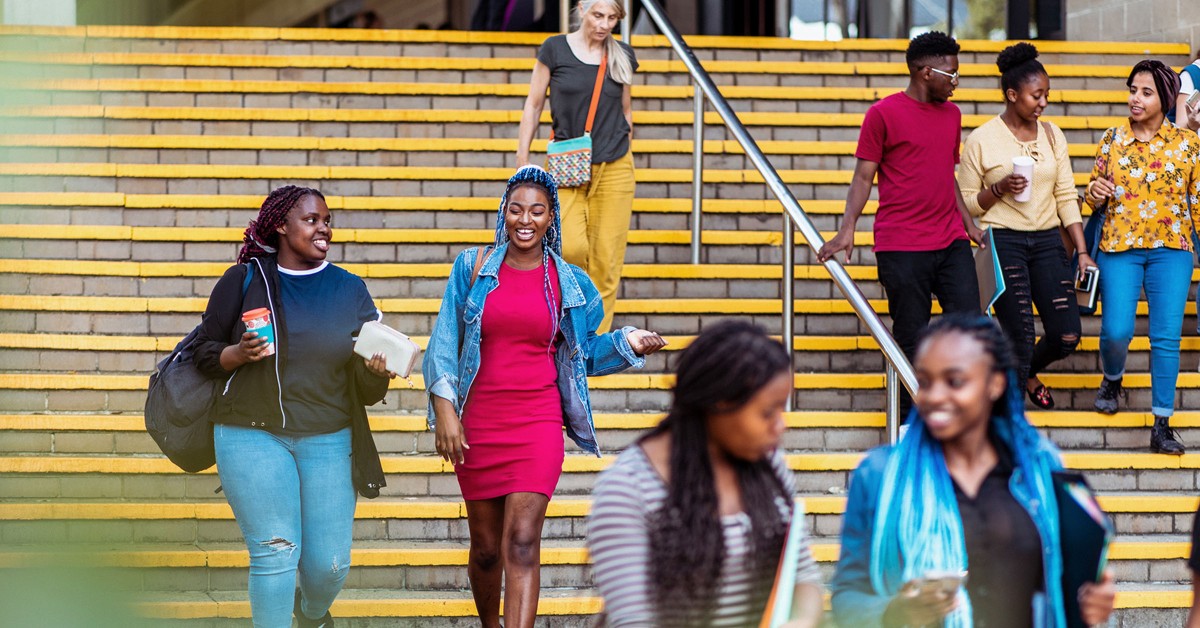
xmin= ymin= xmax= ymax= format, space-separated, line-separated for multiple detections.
xmin=214 ymin=424 xmax=356 ymax=628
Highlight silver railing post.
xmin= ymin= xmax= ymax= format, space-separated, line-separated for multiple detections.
xmin=639 ymin=0 xmax=918 ymax=404
xmin=561 ymin=0 xmax=570 ymax=33
xmin=690 ymin=83 xmax=703 ymax=265
xmin=885 ymin=363 xmax=900 ymax=444
xmin=622 ymin=0 xmax=632 ymax=40
xmin=782 ymin=217 xmax=795 ymax=412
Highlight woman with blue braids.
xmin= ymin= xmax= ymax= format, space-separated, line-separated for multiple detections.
xmin=830 ymin=314 xmax=1115 ymax=627
xmin=424 ymin=165 xmax=666 ymax=628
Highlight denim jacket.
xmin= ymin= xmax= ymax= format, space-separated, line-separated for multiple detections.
xmin=830 ymin=445 xmax=1062 ymax=628
xmin=423 ymin=243 xmax=644 ymax=456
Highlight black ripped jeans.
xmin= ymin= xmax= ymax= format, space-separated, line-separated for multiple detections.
xmin=990 ymin=228 xmax=1082 ymax=385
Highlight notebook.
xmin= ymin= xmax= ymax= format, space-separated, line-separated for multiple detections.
xmin=1053 ymin=471 xmax=1113 ymax=628
xmin=974 ymin=227 xmax=1005 ymax=315
xmin=760 ymin=498 xmax=808 ymax=628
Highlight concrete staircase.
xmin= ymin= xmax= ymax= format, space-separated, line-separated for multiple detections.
xmin=0 ymin=25 xmax=1195 ymax=626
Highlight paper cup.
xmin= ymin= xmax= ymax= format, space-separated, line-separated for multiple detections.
xmin=1012 ymin=156 xmax=1035 ymax=203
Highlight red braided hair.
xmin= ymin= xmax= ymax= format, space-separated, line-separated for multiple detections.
xmin=237 ymin=185 xmax=325 ymax=263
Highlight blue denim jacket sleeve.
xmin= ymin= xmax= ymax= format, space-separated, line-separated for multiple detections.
xmin=423 ymin=248 xmax=474 ymax=427
xmin=830 ymin=447 xmax=893 ymax=627
xmin=572 ymin=266 xmax=644 ymax=375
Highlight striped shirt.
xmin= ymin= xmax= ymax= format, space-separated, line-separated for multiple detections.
xmin=587 ymin=446 xmax=822 ymax=627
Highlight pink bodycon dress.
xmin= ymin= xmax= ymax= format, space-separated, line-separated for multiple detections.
xmin=456 ymin=259 xmax=564 ymax=501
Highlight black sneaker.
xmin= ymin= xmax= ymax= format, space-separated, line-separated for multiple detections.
xmin=1093 ymin=377 xmax=1125 ymax=415
xmin=1151 ymin=416 xmax=1186 ymax=455
xmin=294 ymin=589 xmax=335 ymax=628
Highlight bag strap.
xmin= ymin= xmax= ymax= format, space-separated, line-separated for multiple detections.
xmin=1041 ymin=121 xmax=1055 ymax=151
xmin=548 ymin=52 xmax=608 ymax=142
xmin=583 ymin=52 xmax=608 ymax=135
xmin=470 ymin=246 xmax=494 ymax=288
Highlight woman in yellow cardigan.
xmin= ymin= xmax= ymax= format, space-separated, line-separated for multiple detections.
xmin=959 ymin=43 xmax=1094 ymax=410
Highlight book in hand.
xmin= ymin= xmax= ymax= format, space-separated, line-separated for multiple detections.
xmin=974 ymin=227 xmax=1005 ymax=315
xmin=760 ymin=499 xmax=808 ymax=628
xmin=353 ymin=321 xmax=420 ymax=379
xmin=1053 ymin=471 xmax=1113 ymax=628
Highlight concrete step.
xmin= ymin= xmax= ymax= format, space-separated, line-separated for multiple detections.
xmin=5 ymin=410 xmax=1200 ymax=457
xmin=3 ymin=450 xmax=1200 ymax=502
xmin=0 ymin=535 xmax=1192 ymax=590
xmin=6 ymin=78 xmax=1140 ymax=118
xmin=0 ymin=106 xmax=1130 ymax=148
xmin=0 ymin=134 xmax=1107 ymax=177
xmin=0 ymin=25 xmax=1184 ymax=65
xmin=2 ymin=493 xmax=1194 ymax=544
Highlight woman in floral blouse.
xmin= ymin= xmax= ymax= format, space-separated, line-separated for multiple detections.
xmin=1086 ymin=59 xmax=1200 ymax=455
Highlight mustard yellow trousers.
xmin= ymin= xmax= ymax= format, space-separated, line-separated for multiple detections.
xmin=557 ymin=150 xmax=635 ymax=334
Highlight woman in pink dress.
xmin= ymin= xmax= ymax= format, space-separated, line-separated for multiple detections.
xmin=424 ymin=166 xmax=666 ymax=628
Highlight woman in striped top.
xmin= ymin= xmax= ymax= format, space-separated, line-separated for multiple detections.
xmin=586 ymin=320 xmax=823 ymax=627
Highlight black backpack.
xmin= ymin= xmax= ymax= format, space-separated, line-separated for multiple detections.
xmin=145 ymin=264 xmax=252 ymax=473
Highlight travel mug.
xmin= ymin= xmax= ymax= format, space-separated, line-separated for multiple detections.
xmin=241 ymin=308 xmax=276 ymax=356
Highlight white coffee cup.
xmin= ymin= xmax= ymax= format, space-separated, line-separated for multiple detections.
xmin=1011 ymin=156 xmax=1035 ymax=203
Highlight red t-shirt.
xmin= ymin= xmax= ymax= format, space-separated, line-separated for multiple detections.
xmin=855 ymin=92 xmax=966 ymax=252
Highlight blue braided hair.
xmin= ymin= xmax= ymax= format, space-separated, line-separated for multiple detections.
xmin=493 ymin=165 xmax=564 ymax=355
xmin=869 ymin=314 xmax=1066 ymax=628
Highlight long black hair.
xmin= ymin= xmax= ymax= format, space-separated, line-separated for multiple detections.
xmin=643 ymin=319 xmax=793 ymax=623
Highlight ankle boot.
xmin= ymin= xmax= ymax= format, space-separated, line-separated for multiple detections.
xmin=1150 ymin=416 xmax=1185 ymax=455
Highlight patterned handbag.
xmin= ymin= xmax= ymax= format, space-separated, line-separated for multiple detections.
xmin=546 ymin=52 xmax=607 ymax=188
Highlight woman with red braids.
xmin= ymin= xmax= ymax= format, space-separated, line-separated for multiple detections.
xmin=194 ymin=185 xmax=395 ymax=628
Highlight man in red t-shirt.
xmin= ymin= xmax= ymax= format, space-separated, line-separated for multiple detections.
xmin=818 ymin=31 xmax=983 ymax=416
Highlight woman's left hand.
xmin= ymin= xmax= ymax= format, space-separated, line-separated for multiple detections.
xmin=1077 ymin=568 xmax=1116 ymax=626
xmin=625 ymin=329 xmax=667 ymax=356
xmin=1077 ymin=252 xmax=1097 ymax=272
xmin=364 ymin=352 xmax=397 ymax=379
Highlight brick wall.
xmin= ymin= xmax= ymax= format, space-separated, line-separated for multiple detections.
xmin=1067 ymin=0 xmax=1199 ymax=50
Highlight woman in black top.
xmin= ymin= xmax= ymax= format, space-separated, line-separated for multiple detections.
xmin=830 ymin=315 xmax=1116 ymax=628
xmin=516 ymin=0 xmax=638 ymax=334
xmin=194 ymin=185 xmax=394 ymax=628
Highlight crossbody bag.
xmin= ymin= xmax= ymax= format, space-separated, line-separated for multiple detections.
xmin=545 ymin=53 xmax=607 ymax=188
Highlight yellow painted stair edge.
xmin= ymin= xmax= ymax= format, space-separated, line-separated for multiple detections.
xmin=0 ymin=494 xmax=1192 ymax=521
xmin=3 ymin=451 xmax=1200 ymax=474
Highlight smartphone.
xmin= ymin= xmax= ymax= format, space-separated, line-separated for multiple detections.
xmin=1189 ymin=90 xmax=1200 ymax=109
xmin=1075 ymin=266 xmax=1098 ymax=293
xmin=916 ymin=570 xmax=968 ymax=596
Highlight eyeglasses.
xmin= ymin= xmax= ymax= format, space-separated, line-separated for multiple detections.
xmin=928 ymin=67 xmax=959 ymax=81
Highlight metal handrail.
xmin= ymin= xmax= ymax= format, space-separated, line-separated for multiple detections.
xmin=553 ymin=0 xmax=917 ymax=439
xmin=637 ymin=0 xmax=916 ymax=437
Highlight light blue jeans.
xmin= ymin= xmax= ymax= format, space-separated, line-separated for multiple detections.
xmin=214 ymin=424 xmax=356 ymax=628
xmin=1098 ymin=247 xmax=1194 ymax=417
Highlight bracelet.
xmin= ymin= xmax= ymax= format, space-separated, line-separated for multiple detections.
xmin=990 ymin=183 xmax=1002 ymax=197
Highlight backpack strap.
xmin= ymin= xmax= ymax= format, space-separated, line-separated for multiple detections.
xmin=470 ymin=246 xmax=494 ymax=288
xmin=241 ymin=262 xmax=253 ymax=299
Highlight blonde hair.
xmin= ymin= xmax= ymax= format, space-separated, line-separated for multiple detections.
xmin=573 ymin=0 xmax=634 ymax=85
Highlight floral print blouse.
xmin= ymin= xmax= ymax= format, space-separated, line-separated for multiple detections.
xmin=1086 ymin=120 xmax=1200 ymax=253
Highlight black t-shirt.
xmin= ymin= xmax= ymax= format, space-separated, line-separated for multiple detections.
xmin=537 ymin=34 xmax=638 ymax=164
xmin=953 ymin=439 xmax=1045 ymax=628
